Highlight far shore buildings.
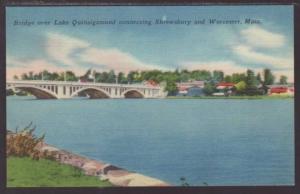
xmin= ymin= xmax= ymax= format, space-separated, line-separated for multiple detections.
xmin=267 ymin=84 xmax=294 ymax=96
xmin=176 ymin=81 xmax=236 ymax=97
xmin=216 ymin=82 xmax=235 ymax=90
xmin=176 ymin=80 xmax=294 ymax=97
xmin=177 ymin=81 xmax=205 ymax=96
xmin=213 ymin=82 xmax=235 ymax=96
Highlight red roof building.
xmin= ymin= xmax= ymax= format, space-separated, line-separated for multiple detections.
xmin=176 ymin=81 xmax=205 ymax=94
xmin=216 ymin=82 xmax=235 ymax=89
xmin=177 ymin=81 xmax=204 ymax=89
xmin=144 ymin=80 xmax=159 ymax=87
xmin=270 ymin=87 xmax=288 ymax=94
xmin=268 ymin=85 xmax=294 ymax=95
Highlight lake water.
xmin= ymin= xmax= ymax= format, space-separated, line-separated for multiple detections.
xmin=7 ymin=96 xmax=294 ymax=186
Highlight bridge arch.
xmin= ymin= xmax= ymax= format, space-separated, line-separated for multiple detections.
xmin=71 ymin=87 xmax=110 ymax=99
xmin=122 ymin=89 xmax=144 ymax=98
xmin=7 ymin=86 xmax=58 ymax=99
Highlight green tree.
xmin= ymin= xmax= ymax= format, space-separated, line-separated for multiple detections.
xmin=33 ymin=73 xmax=41 ymax=80
xmin=234 ymin=81 xmax=247 ymax=94
xmin=213 ymin=70 xmax=224 ymax=82
xmin=21 ymin=73 xmax=29 ymax=80
xmin=190 ymin=70 xmax=212 ymax=81
xmin=245 ymin=69 xmax=261 ymax=95
xmin=99 ymin=72 xmax=109 ymax=83
xmin=165 ymin=80 xmax=178 ymax=96
xmin=40 ymin=70 xmax=48 ymax=80
xmin=66 ymin=71 xmax=78 ymax=81
xmin=140 ymin=70 xmax=162 ymax=82
xmin=127 ymin=71 xmax=140 ymax=84
xmin=164 ymin=71 xmax=180 ymax=83
xmin=245 ymin=69 xmax=257 ymax=88
xmin=263 ymin=69 xmax=275 ymax=85
xmin=57 ymin=72 xmax=65 ymax=81
xmin=107 ymin=70 xmax=116 ymax=83
xmin=28 ymin=71 xmax=34 ymax=80
xmin=203 ymin=81 xmax=216 ymax=96
xmin=50 ymin=72 xmax=60 ymax=81
xmin=231 ymin=73 xmax=246 ymax=83
xmin=6 ymin=89 xmax=15 ymax=96
xmin=279 ymin=75 xmax=288 ymax=85
xmin=13 ymin=75 xmax=19 ymax=80
xmin=256 ymin=73 xmax=262 ymax=84
xmin=127 ymin=71 xmax=134 ymax=84
xmin=180 ymin=69 xmax=190 ymax=82
xmin=38 ymin=70 xmax=54 ymax=80
xmin=224 ymin=75 xmax=232 ymax=83
xmin=117 ymin=72 xmax=128 ymax=84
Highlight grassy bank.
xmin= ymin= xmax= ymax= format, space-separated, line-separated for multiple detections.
xmin=7 ymin=157 xmax=112 ymax=187
xmin=167 ymin=95 xmax=294 ymax=100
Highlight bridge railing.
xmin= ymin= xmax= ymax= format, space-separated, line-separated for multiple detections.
xmin=6 ymin=80 xmax=161 ymax=89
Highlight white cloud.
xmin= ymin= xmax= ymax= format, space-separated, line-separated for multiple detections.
xmin=6 ymin=57 xmax=85 ymax=80
xmin=45 ymin=32 xmax=90 ymax=66
xmin=240 ymin=26 xmax=285 ymax=48
xmin=6 ymin=56 xmax=26 ymax=67
xmin=231 ymin=26 xmax=293 ymax=82
xmin=79 ymin=47 xmax=166 ymax=73
xmin=7 ymin=32 xmax=168 ymax=80
xmin=181 ymin=60 xmax=248 ymax=75
xmin=45 ymin=32 xmax=165 ymax=73
xmin=7 ymin=58 xmax=61 ymax=80
xmin=180 ymin=27 xmax=293 ymax=82
xmin=232 ymin=44 xmax=293 ymax=69
xmin=7 ymin=29 xmax=293 ymax=82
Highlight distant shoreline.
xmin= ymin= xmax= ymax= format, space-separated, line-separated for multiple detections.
xmin=6 ymin=94 xmax=294 ymax=100
xmin=166 ymin=95 xmax=294 ymax=100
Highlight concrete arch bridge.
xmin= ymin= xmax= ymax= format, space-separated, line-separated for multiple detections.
xmin=6 ymin=80 xmax=166 ymax=99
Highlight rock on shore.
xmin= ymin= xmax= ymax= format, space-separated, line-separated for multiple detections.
xmin=38 ymin=143 xmax=170 ymax=187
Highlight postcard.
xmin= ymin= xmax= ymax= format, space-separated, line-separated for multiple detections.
xmin=2 ymin=2 xmax=296 ymax=193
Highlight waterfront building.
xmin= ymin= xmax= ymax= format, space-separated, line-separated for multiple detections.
xmin=216 ymin=82 xmax=235 ymax=90
xmin=143 ymin=80 xmax=159 ymax=87
xmin=176 ymin=81 xmax=205 ymax=96
xmin=214 ymin=82 xmax=235 ymax=96
xmin=267 ymin=84 xmax=294 ymax=96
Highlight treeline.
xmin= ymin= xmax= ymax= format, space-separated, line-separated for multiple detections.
xmin=14 ymin=68 xmax=289 ymax=95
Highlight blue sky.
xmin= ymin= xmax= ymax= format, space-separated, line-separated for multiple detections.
xmin=6 ymin=6 xmax=294 ymax=81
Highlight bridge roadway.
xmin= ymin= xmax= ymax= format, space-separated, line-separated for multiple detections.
xmin=6 ymin=80 xmax=166 ymax=99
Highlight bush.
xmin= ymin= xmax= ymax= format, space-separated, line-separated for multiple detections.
xmin=6 ymin=89 xmax=15 ymax=96
xmin=7 ymin=123 xmax=46 ymax=160
xmin=245 ymin=86 xmax=264 ymax=96
xmin=235 ymin=81 xmax=247 ymax=93
xmin=203 ymin=81 xmax=216 ymax=96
